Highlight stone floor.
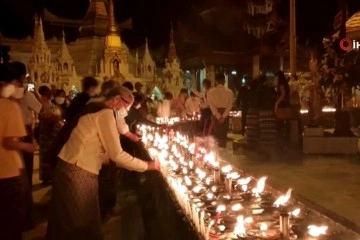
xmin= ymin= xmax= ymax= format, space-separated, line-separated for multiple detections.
xmin=23 ymin=152 xmax=124 ymax=240
xmin=24 ymin=138 xmax=360 ymax=239
xmin=224 ymin=134 xmax=360 ymax=229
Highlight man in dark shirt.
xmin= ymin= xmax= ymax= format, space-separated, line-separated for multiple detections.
xmin=134 ymin=82 xmax=148 ymax=118
xmin=64 ymin=77 xmax=98 ymax=122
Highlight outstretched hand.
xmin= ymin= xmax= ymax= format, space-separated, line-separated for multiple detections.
xmin=147 ymin=159 xmax=160 ymax=171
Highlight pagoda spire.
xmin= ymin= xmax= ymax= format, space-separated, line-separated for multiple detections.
xmin=79 ymin=0 xmax=108 ymax=38
xmin=167 ymin=22 xmax=178 ymax=63
xmin=104 ymin=0 xmax=121 ymax=48
xmin=108 ymin=0 xmax=117 ymax=34
xmin=143 ymin=37 xmax=154 ymax=63
xmin=59 ymin=30 xmax=72 ymax=61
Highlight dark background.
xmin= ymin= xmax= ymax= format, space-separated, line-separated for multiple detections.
xmin=0 ymin=0 xmax=360 ymax=49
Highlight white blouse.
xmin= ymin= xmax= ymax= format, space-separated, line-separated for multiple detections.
xmin=58 ymin=109 xmax=148 ymax=174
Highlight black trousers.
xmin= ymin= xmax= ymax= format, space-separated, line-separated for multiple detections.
xmin=22 ymin=125 xmax=34 ymax=230
xmin=211 ymin=108 xmax=230 ymax=148
xmin=200 ymin=108 xmax=212 ymax=135
xmin=0 ymin=176 xmax=24 ymax=240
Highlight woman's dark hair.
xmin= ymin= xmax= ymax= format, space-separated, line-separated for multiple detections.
xmin=38 ymin=85 xmax=52 ymax=98
xmin=0 ymin=63 xmax=17 ymax=83
xmin=202 ymin=79 xmax=211 ymax=88
xmin=55 ymin=89 xmax=66 ymax=97
xmin=164 ymin=91 xmax=173 ymax=100
xmin=180 ymin=88 xmax=188 ymax=95
xmin=122 ymin=81 xmax=134 ymax=91
xmin=82 ymin=76 xmax=98 ymax=91
xmin=215 ymin=73 xmax=225 ymax=84
xmin=11 ymin=61 xmax=27 ymax=80
xmin=275 ymin=70 xmax=287 ymax=86
xmin=258 ymin=74 xmax=267 ymax=84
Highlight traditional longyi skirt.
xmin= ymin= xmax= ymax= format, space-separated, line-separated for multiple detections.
xmin=46 ymin=160 xmax=103 ymax=240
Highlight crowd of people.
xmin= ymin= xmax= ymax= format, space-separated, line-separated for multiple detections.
xmin=0 ymin=61 xmax=236 ymax=240
xmin=0 ymin=60 xmax=293 ymax=240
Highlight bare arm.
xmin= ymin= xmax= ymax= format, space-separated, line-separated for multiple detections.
xmin=275 ymin=85 xmax=286 ymax=108
xmin=3 ymin=137 xmax=36 ymax=153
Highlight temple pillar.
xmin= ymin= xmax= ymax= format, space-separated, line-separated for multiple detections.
xmin=206 ymin=65 xmax=215 ymax=87
xmin=279 ymin=55 xmax=284 ymax=71
xmin=252 ymin=55 xmax=260 ymax=78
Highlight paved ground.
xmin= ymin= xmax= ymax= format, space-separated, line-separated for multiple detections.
xmin=24 ymin=138 xmax=360 ymax=239
xmin=23 ymin=153 xmax=123 ymax=240
xmin=223 ymin=134 xmax=360 ymax=229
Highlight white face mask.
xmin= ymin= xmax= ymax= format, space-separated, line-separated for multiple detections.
xmin=117 ymin=107 xmax=128 ymax=118
xmin=1 ymin=84 xmax=16 ymax=98
xmin=55 ymin=97 xmax=65 ymax=105
xmin=11 ymin=87 xmax=25 ymax=99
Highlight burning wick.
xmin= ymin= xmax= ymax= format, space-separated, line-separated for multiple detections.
xmin=260 ymin=223 xmax=268 ymax=237
xmin=231 ymin=203 xmax=243 ymax=212
xmin=215 ymin=205 xmax=226 ymax=224
xmin=291 ymin=208 xmax=301 ymax=217
xmin=307 ymin=225 xmax=328 ymax=237
xmin=206 ymin=193 xmax=214 ymax=200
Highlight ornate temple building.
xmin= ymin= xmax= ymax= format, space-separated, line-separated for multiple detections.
xmin=162 ymin=25 xmax=184 ymax=96
xmin=0 ymin=0 xmax=184 ymax=97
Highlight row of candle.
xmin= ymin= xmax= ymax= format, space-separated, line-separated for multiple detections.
xmin=138 ymin=124 xmax=330 ymax=240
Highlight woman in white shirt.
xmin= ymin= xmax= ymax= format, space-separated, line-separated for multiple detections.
xmin=46 ymin=86 xmax=160 ymax=240
xmin=157 ymin=91 xmax=173 ymax=118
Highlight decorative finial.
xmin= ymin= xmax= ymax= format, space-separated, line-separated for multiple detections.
xmin=170 ymin=22 xmax=174 ymax=40
xmin=0 ymin=33 xmax=3 ymax=64
xmin=62 ymin=28 xmax=66 ymax=42
xmin=108 ymin=0 xmax=117 ymax=33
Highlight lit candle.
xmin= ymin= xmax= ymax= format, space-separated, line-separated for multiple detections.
xmin=215 ymin=205 xmax=226 ymax=224
xmin=205 ymin=220 xmax=214 ymax=240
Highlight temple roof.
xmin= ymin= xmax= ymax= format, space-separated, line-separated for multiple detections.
xmin=346 ymin=11 xmax=360 ymax=32
xmin=79 ymin=0 xmax=108 ymax=38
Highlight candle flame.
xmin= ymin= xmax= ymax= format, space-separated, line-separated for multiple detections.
xmin=227 ymin=172 xmax=240 ymax=180
xmin=274 ymin=188 xmax=292 ymax=207
xmin=193 ymin=185 xmax=202 ymax=193
xmin=221 ymin=165 xmax=232 ymax=173
xmin=234 ymin=215 xmax=246 ymax=235
xmin=307 ymin=225 xmax=328 ymax=237
xmin=244 ymin=217 xmax=253 ymax=223
xmin=291 ymin=208 xmax=301 ymax=217
xmin=256 ymin=177 xmax=267 ymax=193
xmin=260 ymin=223 xmax=268 ymax=231
xmin=237 ymin=177 xmax=251 ymax=185
xmin=206 ymin=193 xmax=214 ymax=199
xmin=231 ymin=203 xmax=243 ymax=211
xmin=216 ymin=205 xmax=226 ymax=213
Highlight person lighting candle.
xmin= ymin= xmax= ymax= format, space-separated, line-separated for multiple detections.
xmin=46 ymin=85 xmax=160 ymax=240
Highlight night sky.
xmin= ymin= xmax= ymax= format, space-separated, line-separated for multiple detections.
xmin=0 ymin=0 xmax=360 ymax=49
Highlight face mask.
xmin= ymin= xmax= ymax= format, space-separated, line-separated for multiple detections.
xmin=1 ymin=84 xmax=16 ymax=98
xmin=117 ymin=107 xmax=128 ymax=118
xmin=11 ymin=87 xmax=25 ymax=99
xmin=55 ymin=97 xmax=65 ymax=105
xmin=135 ymin=103 xmax=141 ymax=109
